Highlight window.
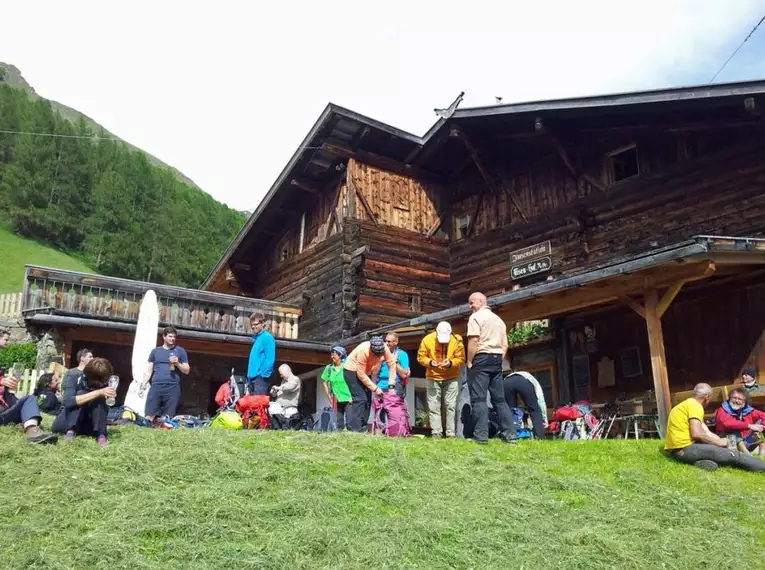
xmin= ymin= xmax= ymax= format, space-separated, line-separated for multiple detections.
xmin=454 ymin=214 xmax=471 ymax=240
xmin=608 ymin=145 xmax=640 ymax=182
xmin=280 ymin=246 xmax=289 ymax=262
xmin=620 ymin=346 xmax=643 ymax=378
xmin=409 ymin=294 xmax=422 ymax=313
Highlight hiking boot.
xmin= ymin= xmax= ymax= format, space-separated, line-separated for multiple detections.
xmin=472 ymin=438 xmax=489 ymax=445
xmin=693 ymin=460 xmax=718 ymax=471
xmin=25 ymin=426 xmax=58 ymax=445
xmin=499 ymin=432 xmax=519 ymax=445
xmin=97 ymin=435 xmax=108 ymax=449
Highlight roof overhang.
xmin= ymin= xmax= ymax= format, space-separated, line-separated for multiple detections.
xmin=343 ymin=235 xmax=765 ymax=344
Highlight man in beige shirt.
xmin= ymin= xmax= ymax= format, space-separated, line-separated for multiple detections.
xmin=465 ymin=292 xmax=515 ymax=444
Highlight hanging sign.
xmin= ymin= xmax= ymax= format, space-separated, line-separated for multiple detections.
xmin=509 ymin=241 xmax=552 ymax=280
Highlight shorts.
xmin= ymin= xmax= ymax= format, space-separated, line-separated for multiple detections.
xmin=145 ymin=384 xmax=181 ymax=418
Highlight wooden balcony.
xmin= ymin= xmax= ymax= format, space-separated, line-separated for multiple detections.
xmin=22 ymin=265 xmax=301 ymax=339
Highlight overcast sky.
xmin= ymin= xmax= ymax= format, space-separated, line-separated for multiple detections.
xmin=2 ymin=1 xmax=765 ymax=211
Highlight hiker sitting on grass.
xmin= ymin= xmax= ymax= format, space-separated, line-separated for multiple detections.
xmin=52 ymin=357 xmax=116 ymax=448
xmin=715 ymin=387 xmax=765 ymax=456
xmin=271 ymin=364 xmax=301 ymax=417
xmin=665 ymin=383 xmax=765 ymax=472
xmin=0 ymin=328 xmax=58 ymax=444
xmin=33 ymin=372 xmax=62 ymax=415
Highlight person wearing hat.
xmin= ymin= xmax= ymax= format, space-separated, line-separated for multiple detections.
xmin=321 ymin=346 xmax=352 ymax=430
xmin=343 ymin=336 xmax=397 ymax=432
xmin=417 ymin=322 xmax=465 ymax=438
xmin=741 ymin=368 xmax=765 ymax=401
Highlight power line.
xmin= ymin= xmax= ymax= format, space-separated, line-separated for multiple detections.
xmin=709 ymin=14 xmax=765 ymax=84
xmin=0 ymin=129 xmax=123 ymax=141
xmin=0 ymin=128 xmax=326 ymax=151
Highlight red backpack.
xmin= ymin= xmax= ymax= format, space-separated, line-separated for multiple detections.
xmin=236 ymin=395 xmax=270 ymax=429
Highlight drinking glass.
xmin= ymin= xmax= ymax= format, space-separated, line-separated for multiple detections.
xmin=106 ymin=375 xmax=119 ymax=407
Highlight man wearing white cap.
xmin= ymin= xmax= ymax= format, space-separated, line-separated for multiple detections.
xmin=417 ymin=322 xmax=465 ymax=438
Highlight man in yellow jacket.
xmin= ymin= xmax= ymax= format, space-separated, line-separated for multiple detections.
xmin=417 ymin=322 xmax=465 ymax=438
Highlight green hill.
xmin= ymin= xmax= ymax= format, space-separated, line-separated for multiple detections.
xmin=1 ymin=427 xmax=763 ymax=569
xmin=0 ymin=225 xmax=93 ymax=293
xmin=0 ymin=63 xmax=245 ymax=289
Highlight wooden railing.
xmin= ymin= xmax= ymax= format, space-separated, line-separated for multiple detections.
xmin=0 ymin=292 xmax=22 ymax=319
xmin=22 ymin=265 xmax=301 ymax=339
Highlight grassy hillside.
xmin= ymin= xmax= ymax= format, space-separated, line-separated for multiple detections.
xmin=1 ymin=426 xmax=763 ymax=569
xmin=0 ymin=225 xmax=93 ymax=293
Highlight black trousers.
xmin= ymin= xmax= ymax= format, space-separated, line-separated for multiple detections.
xmin=343 ymin=369 xmax=371 ymax=432
xmin=248 ymin=376 xmax=270 ymax=396
xmin=503 ymin=373 xmax=546 ymax=439
xmin=0 ymin=395 xmax=41 ymax=426
xmin=52 ymin=399 xmax=108 ymax=437
xmin=145 ymin=384 xmax=181 ymax=418
xmin=336 ymin=401 xmax=349 ymax=431
xmin=670 ymin=443 xmax=765 ymax=472
xmin=467 ymin=353 xmax=513 ymax=442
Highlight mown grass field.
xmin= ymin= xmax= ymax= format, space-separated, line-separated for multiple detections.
xmin=1 ymin=425 xmax=763 ymax=570
xmin=0 ymin=226 xmax=94 ymax=293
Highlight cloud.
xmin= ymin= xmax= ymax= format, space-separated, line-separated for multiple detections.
xmin=1 ymin=0 xmax=763 ymax=210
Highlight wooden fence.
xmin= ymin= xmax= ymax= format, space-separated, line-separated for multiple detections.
xmin=0 ymin=292 xmax=22 ymax=319
xmin=8 ymin=369 xmax=44 ymax=398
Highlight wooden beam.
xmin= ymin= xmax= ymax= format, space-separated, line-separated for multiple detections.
xmin=426 ymin=209 xmax=446 ymax=237
xmin=644 ymin=288 xmax=671 ymax=436
xmin=620 ymin=296 xmax=645 ymax=319
xmin=348 ymin=177 xmax=379 ymax=226
xmin=321 ymin=142 xmax=448 ymax=185
xmin=455 ymin=129 xmax=529 ymax=222
xmin=290 ymin=178 xmax=321 ymax=195
xmin=657 ymin=279 xmax=687 ymax=318
xmin=551 ymin=137 xmax=606 ymax=192
xmin=467 ymin=193 xmax=485 ymax=237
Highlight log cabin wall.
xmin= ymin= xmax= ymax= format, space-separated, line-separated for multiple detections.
xmin=248 ymin=233 xmax=346 ymax=342
xmin=449 ymin=127 xmax=765 ymax=302
xmin=349 ymin=219 xmax=451 ymax=331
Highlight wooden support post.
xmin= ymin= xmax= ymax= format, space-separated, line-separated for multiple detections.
xmin=657 ymin=280 xmax=686 ymax=318
xmin=644 ymin=288 xmax=671 ymax=437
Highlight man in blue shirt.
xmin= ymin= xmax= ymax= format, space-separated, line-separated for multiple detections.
xmin=145 ymin=326 xmax=190 ymax=420
xmin=376 ymin=332 xmax=410 ymax=398
xmin=247 ymin=312 xmax=275 ymax=395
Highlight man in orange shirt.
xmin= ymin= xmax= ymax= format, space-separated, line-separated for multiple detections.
xmin=343 ymin=335 xmax=398 ymax=432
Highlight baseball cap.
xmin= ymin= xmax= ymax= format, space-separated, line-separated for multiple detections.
xmin=436 ymin=322 xmax=452 ymax=343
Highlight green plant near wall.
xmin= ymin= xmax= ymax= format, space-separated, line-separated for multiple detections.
xmin=507 ymin=321 xmax=551 ymax=347
xmin=0 ymin=342 xmax=38 ymax=370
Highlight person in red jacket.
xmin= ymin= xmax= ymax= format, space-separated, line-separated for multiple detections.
xmin=715 ymin=387 xmax=765 ymax=456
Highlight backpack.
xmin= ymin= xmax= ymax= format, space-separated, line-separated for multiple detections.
xmin=237 ymin=395 xmax=270 ymax=430
xmin=210 ymin=411 xmax=243 ymax=430
xmin=314 ymin=407 xmax=338 ymax=432
xmin=372 ymin=392 xmax=411 ymax=437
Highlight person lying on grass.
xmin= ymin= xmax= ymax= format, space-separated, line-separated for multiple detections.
xmin=0 ymin=328 xmax=58 ymax=444
xmin=715 ymin=387 xmax=765 ymax=456
xmin=52 ymin=357 xmax=117 ymax=448
xmin=33 ymin=372 xmax=62 ymax=415
xmin=665 ymin=383 xmax=765 ymax=472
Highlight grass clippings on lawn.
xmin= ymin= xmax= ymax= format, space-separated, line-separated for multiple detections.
xmin=1 ymin=425 xmax=763 ymax=570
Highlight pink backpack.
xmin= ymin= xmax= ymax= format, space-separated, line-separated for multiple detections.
xmin=372 ymin=391 xmax=411 ymax=437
